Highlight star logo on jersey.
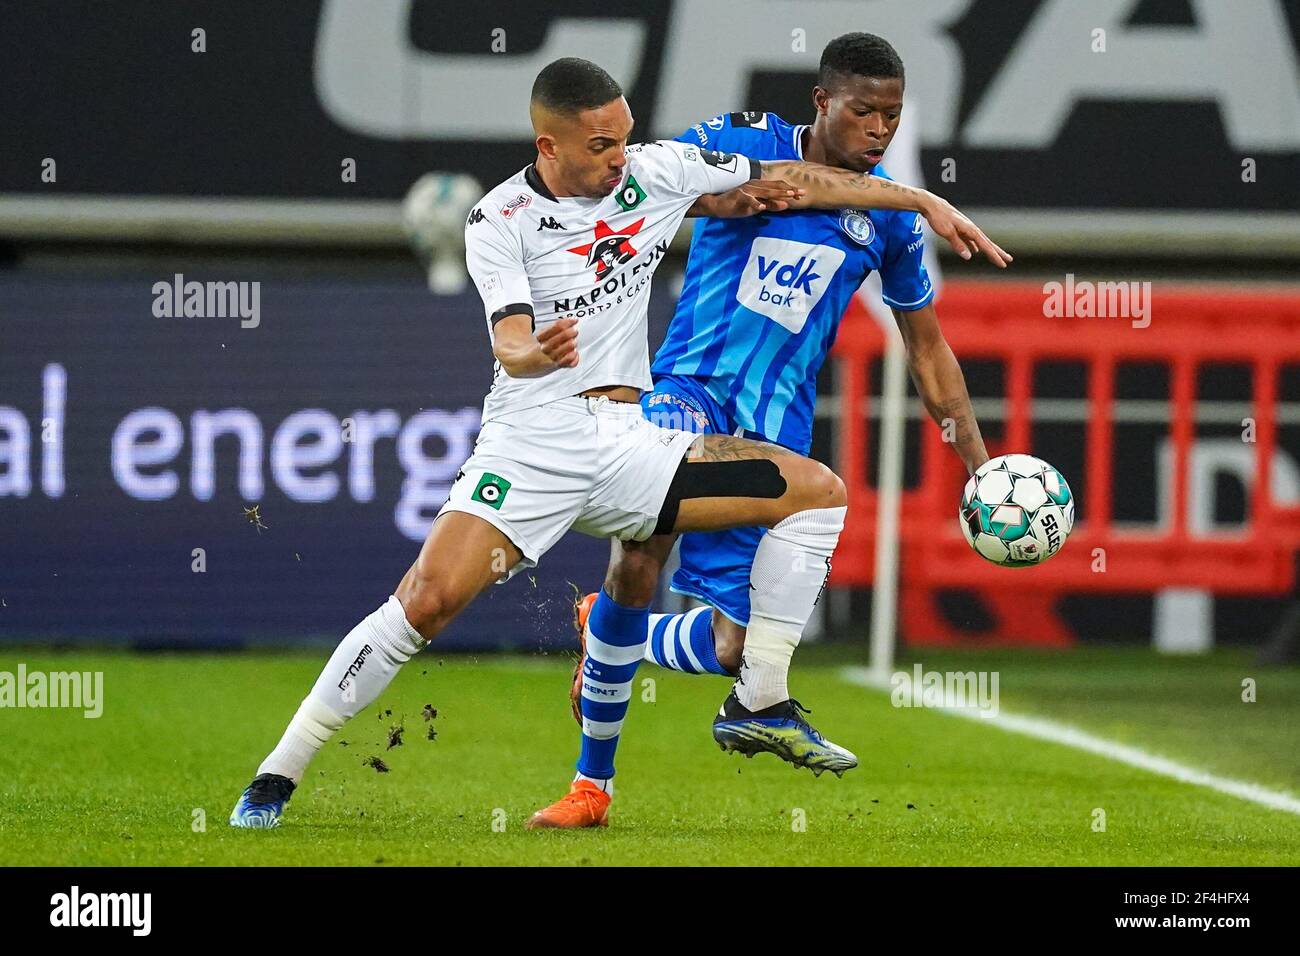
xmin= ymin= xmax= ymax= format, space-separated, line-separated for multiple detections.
xmin=567 ymin=217 xmax=645 ymax=281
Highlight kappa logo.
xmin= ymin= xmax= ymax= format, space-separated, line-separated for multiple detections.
xmin=501 ymin=194 xmax=532 ymax=218
xmin=737 ymin=237 xmax=845 ymax=334
xmin=567 ymin=217 xmax=645 ymax=281
xmin=536 ymin=216 xmax=564 ymax=231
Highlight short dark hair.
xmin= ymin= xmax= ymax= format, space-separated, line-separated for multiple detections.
xmin=818 ymin=33 xmax=905 ymax=90
xmin=531 ymin=58 xmax=623 ymax=115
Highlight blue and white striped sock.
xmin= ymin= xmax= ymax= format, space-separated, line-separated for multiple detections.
xmin=576 ymin=593 xmax=650 ymax=784
xmin=644 ymin=605 xmax=731 ymax=676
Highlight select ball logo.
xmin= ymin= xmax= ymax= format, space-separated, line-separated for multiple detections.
xmin=959 ymin=454 xmax=1075 ymax=567
xmin=737 ymin=237 xmax=844 ymax=334
xmin=1040 ymin=511 xmax=1063 ymax=554
xmin=471 ymin=472 xmax=511 ymax=510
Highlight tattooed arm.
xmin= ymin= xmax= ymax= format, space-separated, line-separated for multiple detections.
xmin=757 ymin=160 xmax=1012 ymax=268
xmin=891 ymin=303 xmax=989 ymax=475
xmin=761 ymin=159 xmax=929 ymax=212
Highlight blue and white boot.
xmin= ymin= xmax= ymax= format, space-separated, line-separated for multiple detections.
xmin=229 ymin=773 xmax=296 ymax=828
xmin=712 ymin=690 xmax=858 ymax=777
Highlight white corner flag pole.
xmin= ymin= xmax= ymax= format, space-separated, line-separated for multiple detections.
xmin=859 ymin=102 xmax=942 ymax=685
xmin=867 ymin=323 xmax=907 ymax=684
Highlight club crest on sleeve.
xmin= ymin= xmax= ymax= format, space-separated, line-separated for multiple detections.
xmin=839 ymin=210 xmax=876 ymax=246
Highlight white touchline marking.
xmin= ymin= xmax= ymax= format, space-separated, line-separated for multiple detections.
xmin=840 ymin=666 xmax=1300 ymax=816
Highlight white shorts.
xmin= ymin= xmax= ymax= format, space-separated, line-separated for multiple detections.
xmin=437 ymin=395 xmax=699 ymax=581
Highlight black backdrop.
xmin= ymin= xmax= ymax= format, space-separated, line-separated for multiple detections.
xmin=1 ymin=0 xmax=1296 ymax=210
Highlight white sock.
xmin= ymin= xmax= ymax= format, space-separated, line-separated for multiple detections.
xmin=258 ymin=595 xmax=426 ymax=783
xmin=574 ymin=772 xmax=614 ymax=797
xmin=735 ymin=506 xmax=845 ymax=711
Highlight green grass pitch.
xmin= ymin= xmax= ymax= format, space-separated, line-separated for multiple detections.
xmin=0 ymin=644 xmax=1297 ymax=865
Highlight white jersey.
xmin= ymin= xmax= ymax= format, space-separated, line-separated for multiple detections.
xmin=464 ymin=140 xmax=757 ymax=423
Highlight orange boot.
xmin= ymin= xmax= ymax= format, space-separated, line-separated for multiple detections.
xmin=525 ymin=779 xmax=611 ymax=830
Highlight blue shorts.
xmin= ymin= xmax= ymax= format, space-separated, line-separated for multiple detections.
xmin=641 ymin=374 xmax=766 ymax=626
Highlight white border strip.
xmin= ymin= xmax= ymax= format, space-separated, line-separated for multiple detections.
xmin=0 ymin=195 xmax=404 ymax=246
xmin=962 ymin=208 xmax=1300 ymax=257
xmin=2 ymin=197 xmax=1297 ymax=256
xmin=841 ymin=666 xmax=1300 ymax=816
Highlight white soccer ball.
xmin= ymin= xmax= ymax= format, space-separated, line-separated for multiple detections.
xmin=959 ymin=454 xmax=1075 ymax=566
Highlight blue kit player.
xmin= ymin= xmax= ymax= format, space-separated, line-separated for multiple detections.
xmin=568 ymin=33 xmax=999 ymax=775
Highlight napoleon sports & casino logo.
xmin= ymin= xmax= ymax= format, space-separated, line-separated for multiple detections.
xmin=552 ymin=218 xmax=671 ymax=314
xmin=568 ymin=217 xmax=645 ymax=281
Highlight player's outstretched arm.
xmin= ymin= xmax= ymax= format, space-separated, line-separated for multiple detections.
xmin=892 ymin=303 xmax=989 ymax=475
xmin=492 ymin=313 xmax=579 ymax=378
xmin=757 ymin=159 xmax=1013 ymax=268
xmin=686 ymin=179 xmax=804 ymax=218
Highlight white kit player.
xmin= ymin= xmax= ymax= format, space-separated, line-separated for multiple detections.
xmin=229 ymin=57 xmax=1009 ymax=831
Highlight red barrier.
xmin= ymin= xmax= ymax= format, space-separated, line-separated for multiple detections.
xmin=830 ymin=281 xmax=1300 ymax=646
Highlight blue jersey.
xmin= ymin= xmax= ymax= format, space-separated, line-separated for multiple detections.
xmin=653 ymin=111 xmax=934 ymax=454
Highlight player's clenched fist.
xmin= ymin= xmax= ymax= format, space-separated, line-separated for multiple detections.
xmin=538 ymin=317 xmax=579 ymax=368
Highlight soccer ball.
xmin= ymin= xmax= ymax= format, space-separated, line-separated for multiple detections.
xmin=959 ymin=454 xmax=1075 ymax=566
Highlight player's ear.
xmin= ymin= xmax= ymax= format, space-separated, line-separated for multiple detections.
xmin=812 ymin=85 xmax=831 ymax=117
xmin=535 ymin=134 xmax=559 ymax=161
